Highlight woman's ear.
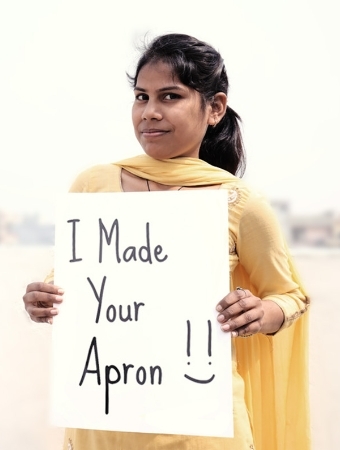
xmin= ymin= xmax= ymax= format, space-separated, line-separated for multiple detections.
xmin=208 ymin=93 xmax=228 ymax=126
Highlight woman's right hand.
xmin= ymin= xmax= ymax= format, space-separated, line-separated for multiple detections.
xmin=23 ymin=282 xmax=64 ymax=324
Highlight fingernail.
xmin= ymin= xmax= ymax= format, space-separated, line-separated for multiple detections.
xmin=47 ymin=318 xmax=53 ymax=325
xmin=222 ymin=323 xmax=230 ymax=331
xmin=57 ymin=289 xmax=64 ymax=295
xmin=55 ymin=296 xmax=63 ymax=302
xmin=231 ymin=331 xmax=238 ymax=337
xmin=216 ymin=305 xmax=222 ymax=312
xmin=50 ymin=309 xmax=59 ymax=315
xmin=217 ymin=314 xmax=224 ymax=323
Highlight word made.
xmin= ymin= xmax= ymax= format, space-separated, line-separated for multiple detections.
xmin=67 ymin=218 xmax=169 ymax=265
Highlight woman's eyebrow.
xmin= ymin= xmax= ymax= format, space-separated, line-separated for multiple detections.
xmin=134 ymin=85 xmax=185 ymax=92
xmin=158 ymin=85 xmax=184 ymax=92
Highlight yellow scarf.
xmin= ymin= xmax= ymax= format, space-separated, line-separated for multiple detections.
xmin=115 ymin=154 xmax=238 ymax=185
xmin=115 ymin=155 xmax=310 ymax=450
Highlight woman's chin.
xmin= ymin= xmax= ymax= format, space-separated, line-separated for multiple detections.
xmin=142 ymin=148 xmax=172 ymax=160
xmin=142 ymin=147 xmax=199 ymax=160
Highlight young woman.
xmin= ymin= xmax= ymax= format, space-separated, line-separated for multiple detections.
xmin=23 ymin=33 xmax=310 ymax=450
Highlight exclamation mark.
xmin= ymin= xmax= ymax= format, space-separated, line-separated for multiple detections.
xmin=208 ymin=320 xmax=212 ymax=365
xmin=186 ymin=320 xmax=191 ymax=364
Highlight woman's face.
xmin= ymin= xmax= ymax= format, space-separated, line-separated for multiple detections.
xmin=132 ymin=61 xmax=214 ymax=160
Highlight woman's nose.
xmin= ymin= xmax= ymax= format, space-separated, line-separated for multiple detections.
xmin=142 ymin=100 xmax=162 ymax=120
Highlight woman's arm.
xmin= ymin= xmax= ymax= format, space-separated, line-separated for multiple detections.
xmin=216 ymin=190 xmax=309 ymax=337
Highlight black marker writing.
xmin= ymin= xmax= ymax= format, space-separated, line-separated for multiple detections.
xmin=99 ymin=218 xmax=120 ymax=263
xmin=208 ymin=319 xmax=212 ymax=358
xmin=87 ymin=276 xmax=145 ymax=324
xmin=79 ymin=336 xmax=162 ymax=415
xmin=186 ymin=319 xmax=191 ymax=358
xmin=67 ymin=219 xmax=82 ymax=263
xmin=184 ymin=319 xmax=215 ymax=384
xmin=105 ymin=364 xmax=162 ymax=414
xmin=106 ymin=301 xmax=145 ymax=323
xmin=87 ymin=276 xmax=107 ymax=323
xmin=79 ymin=336 xmax=101 ymax=386
xmin=98 ymin=219 xmax=168 ymax=265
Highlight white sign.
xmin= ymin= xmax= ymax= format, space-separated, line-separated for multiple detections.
xmin=51 ymin=190 xmax=233 ymax=437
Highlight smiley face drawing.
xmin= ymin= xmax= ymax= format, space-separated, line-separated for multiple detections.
xmin=184 ymin=319 xmax=215 ymax=384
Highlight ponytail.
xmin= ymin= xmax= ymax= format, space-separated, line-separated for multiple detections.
xmin=199 ymin=106 xmax=246 ymax=176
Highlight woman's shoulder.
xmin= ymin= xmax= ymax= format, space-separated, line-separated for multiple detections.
xmin=220 ymin=177 xmax=252 ymax=210
xmin=69 ymin=163 xmax=121 ymax=193
xmin=221 ymin=178 xmax=274 ymax=222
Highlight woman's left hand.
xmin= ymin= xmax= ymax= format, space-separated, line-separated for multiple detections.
xmin=216 ymin=288 xmax=264 ymax=337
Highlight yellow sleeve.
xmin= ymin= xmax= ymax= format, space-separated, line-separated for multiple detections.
xmin=236 ymin=192 xmax=309 ymax=331
xmin=44 ymin=269 xmax=55 ymax=284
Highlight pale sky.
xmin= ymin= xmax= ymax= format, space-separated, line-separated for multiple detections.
xmin=1 ymin=0 xmax=339 ymax=221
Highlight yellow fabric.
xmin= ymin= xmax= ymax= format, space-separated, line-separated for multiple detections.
xmin=60 ymin=155 xmax=310 ymax=450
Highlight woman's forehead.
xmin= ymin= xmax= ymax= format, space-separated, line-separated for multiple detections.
xmin=136 ymin=61 xmax=180 ymax=86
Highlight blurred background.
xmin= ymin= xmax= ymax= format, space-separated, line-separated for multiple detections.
xmin=1 ymin=0 xmax=339 ymax=448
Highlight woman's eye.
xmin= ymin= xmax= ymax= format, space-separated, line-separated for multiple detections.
xmin=135 ymin=93 xmax=148 ymax=101
xmin=164 ymin=93 xmax=180 ymax=100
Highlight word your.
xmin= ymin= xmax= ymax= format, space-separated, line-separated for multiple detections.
xmin=87 ymin=276 xmax=145 ymax=324
xmin=67 ymin=218 xmax=168 ymax=264
xmin=79 ymin=337 xmax=162 ymax=414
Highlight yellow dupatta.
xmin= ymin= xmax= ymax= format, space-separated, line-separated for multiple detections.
xmin=115 ymin=154 xmax=311 ymax=450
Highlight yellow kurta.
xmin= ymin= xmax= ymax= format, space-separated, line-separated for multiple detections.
xmin=52 ymin=155 xmax=310 ymax=450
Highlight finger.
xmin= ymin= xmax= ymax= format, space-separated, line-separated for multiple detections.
xmin=216 ymin=288 xmax=251 ymax=312
xmin=219 ymin=307 xmax=257 ymax=330
xmin=23 ymin=291 xmax=63 ymax=308
xmin=216 ymin=291 xmax=253 ymax=323
xmin=26 ymin=305 xmax=59 ymax=322
xmin=30 ymin=314 xmax=55 ymax=325
xmin=25 ymin=282 xmax=64 ymax=295
xmin=236 ymin=287 xmax=247 ymax=297
xmin=230 ymin=321 xmax=262 ymax=337
xmin=32 ymin=305 xmax=59 ymax=318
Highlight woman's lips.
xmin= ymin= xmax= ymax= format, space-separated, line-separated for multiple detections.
xmin=141 ymin=129 xmax=169 ymax=137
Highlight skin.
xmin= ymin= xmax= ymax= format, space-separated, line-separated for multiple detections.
xmin=23 ymin=282 xmax=63 ymax=324
xmin=132 ymin=61 xmax=220 ymax=160
xmin=23 ymin=61 xmax=284 ymax=335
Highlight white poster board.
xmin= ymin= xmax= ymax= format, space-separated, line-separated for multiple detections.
xmin=51 ymin=190 xmax=233 ymax=437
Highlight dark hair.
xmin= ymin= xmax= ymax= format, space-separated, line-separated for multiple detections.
xmin=128 ymin=33 xmax=246 ymax=176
